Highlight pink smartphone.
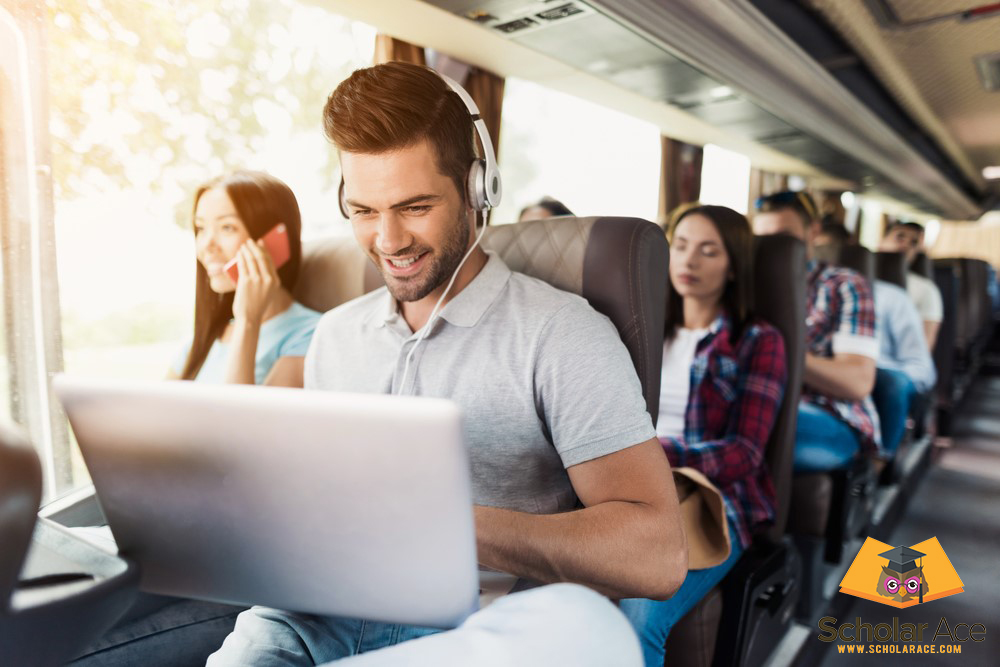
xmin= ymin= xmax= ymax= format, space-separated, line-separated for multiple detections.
xmin=224 ymin=223 xmax=291 ymax=283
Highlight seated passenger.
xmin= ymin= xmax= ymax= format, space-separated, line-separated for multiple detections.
xmin=518 ymin=195 xmax=574 ymax=221
xmin=619 ymin=205 xmax=786 ymax=667
xmin=209 ymin=62 xmax=687 ymax=665
xmin=878 ymin=221 xmax=943 ymax=350
xmin=816 ymin=225 xmax=935 ymax=455
xmin=169 ymin=170 xmax=322 ymax=386
xmin=71 ymin=172 xmax=323 ymax=667
xmin=753 ymin=191 xmax=882 ymax=473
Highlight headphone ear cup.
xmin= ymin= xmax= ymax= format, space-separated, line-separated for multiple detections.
xmin=467 ymin=159 xmax=487 ymax=211
xmin=339 ymin=179 xmax=348 ymax=219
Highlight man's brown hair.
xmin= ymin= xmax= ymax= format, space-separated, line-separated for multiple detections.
xmin=323 ymin=61 xmax=478 ymax=204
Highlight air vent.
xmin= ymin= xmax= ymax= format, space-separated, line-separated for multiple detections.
xmin=494 ymin=17 xmax=538 ymax=34
xmin=975 ymin=51 xmax=1000 ymax=92
xmin=484 ymin=1 xmax=593 ymax=37
xmin=536 ymin=3 xmax=585 ymax=21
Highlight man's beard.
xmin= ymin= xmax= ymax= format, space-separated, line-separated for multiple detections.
xmin=378 ymin=214 xmax=471 ymax=303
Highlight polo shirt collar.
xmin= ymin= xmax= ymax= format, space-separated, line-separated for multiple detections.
xmin=369 ymin=251 xmax=511 ymax=331
xmin=438 ymin=251 xmax=510 ymax=327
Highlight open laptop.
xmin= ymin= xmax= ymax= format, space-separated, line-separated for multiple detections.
xmin=53 ymin=374 xmax=479 ymax=629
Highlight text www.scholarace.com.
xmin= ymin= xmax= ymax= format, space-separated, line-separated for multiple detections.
xmin=835 ymin=643 xmax=963 ymax=655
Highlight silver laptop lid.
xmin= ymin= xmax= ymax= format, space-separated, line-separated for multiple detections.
xmin=54 ymin=375 xmax=479 ymax=628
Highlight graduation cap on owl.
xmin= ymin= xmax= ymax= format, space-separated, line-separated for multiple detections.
xmin=878 ymin=545 xmax=927 ymax=604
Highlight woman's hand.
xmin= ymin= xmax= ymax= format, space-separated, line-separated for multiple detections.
xmin=231 ymin=238 xmax=280 ymax=327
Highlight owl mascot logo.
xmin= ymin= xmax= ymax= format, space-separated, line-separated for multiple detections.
xmin=876 ymin=546 xmax=928 ymax=604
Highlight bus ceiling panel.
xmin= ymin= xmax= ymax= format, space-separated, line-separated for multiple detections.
xmin=606 ymin=61 xmax=728 ymax=106
xmin=583 ymin=0 xmax=983 ymax=219
xmin=680 ymin=99 xmax=801 ymax=144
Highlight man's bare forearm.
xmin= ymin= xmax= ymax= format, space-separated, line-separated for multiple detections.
xmin=474 ymin=501 xmax=686 ymax=601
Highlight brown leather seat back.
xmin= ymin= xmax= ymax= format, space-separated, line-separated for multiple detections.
xmin=911 ymin=252 xmax=932 ymax=278
xmin=875 ymin=251 xmax=907 ymax=289
xmin=483 ymin=217 xmax=668 ymax=423
xmin=294 ymin=236 xmax=379 ymax=313
xmin=837 ymin=245 xmax=875 ymax=286
xmin=0 ymin=421 xmax=42 ymax=610
xmin=752 ymin=235 xmax=806 ymax=541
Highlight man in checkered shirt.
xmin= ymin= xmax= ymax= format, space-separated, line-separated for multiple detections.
xmin=752 ymin=191 xmax=881 ymax=472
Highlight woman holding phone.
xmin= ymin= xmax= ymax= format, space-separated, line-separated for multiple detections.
xmin=168 ymin=170 xmax=321 ymax=387
xmin=72 ymin=172 xmax=322 ymax=666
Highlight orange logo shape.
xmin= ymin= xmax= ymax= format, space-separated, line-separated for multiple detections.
xmin=839 ymin=537 xmax=964 ymax=608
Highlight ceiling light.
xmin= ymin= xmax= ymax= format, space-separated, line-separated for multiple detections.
xmin=983 ymin=165 xmax=1000 ymax=179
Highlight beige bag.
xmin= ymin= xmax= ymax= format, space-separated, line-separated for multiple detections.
xmin=673 ymin=467 xmax=732 ymax=570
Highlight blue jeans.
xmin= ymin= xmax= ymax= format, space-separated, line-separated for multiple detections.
xmin=70 ymin=599 xmax=244 ymax=666
xmin=793 ymin=402 xmax=861 ymax=473
xmin=872 ymin=368 xmax=916 ymax=456
xmin=619 ymin=518 xmax=744 ymax=667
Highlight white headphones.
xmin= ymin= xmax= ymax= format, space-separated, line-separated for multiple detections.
xmin=338 ymin=71 xmax=503 ymax=217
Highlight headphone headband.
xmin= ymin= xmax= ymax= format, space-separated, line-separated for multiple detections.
xmin=339 ymin=68 xmax=503 ymax=217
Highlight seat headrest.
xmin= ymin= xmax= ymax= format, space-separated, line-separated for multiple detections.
xmin=837 ymin=245 xmax=875 ymax=286
xmin=875 ymin=251 xmax=907 ymax=289
xmin=294 ymin=236 xmax=375 ymax=313
xmin=752 ymin=234 xmax=806 ymax=541
xmin=483 ymin=216 xmax=668 ymax=423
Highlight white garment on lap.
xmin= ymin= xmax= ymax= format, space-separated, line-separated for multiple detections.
xmin=328 ymin=584 xmax=641 ymax=667
xmin=655 ymin=328 xmax=708 ymax=440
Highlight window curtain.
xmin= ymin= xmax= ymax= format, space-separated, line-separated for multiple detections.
xmin=929 ymin=222 xmax=1000 ymax=268
xmin=658 ymin=136 xmax=703 ymax=227
xmin=374 ymin=34 xmax=426 ymax=66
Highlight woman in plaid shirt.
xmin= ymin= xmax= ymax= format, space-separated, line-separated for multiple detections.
xmin=620 ymin=205 xmax=787 ymax=667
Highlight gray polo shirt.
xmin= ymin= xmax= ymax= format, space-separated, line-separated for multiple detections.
xmin=305 ymin=252 xmax=656 ymax=514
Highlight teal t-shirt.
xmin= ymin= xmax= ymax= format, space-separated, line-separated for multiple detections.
xmin=173 ymin=301 xmax=322 ymax=384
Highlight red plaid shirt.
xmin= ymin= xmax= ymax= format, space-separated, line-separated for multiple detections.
xmin=802 ymin=261 xmax=881 ymax=455
xmin=660 ymin=315 xmax=786 ymax=549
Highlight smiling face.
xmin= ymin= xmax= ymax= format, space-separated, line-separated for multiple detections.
xmin=669 ymin=213 xmax=731 ymax=308
xmin=194 ymin=186 xmax=251 ymax=294
xmin=341 ymin=138 xmax=474 ymax=306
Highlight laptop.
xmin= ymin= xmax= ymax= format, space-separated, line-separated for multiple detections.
xmin=53 ymin=374 xmax=479 ymax=629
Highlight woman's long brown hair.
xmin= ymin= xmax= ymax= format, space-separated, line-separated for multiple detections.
xmin=664 ymin=204 xmax=754 ymax=344
xmin=180 ymin=171 xmax=303 ymax=380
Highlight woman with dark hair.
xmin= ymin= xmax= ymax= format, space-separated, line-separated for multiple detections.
xmin=169 ymin=170 xmax=321 ymax=386
xmin=517 ymin=196 xmax=574 ymax=221
xmin=620 ymin=205 xmax=787 ymax=667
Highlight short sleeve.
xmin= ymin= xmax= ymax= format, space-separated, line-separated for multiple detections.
xmin=277 ymin=307 xmax=322 ymax=358
xmin=533 ymin=301 xmax=656 ymax=468
xmin=831 ymin=273 xmax=880 ymax=360
xmin=922 ymin=278 xmax=944 ymax=322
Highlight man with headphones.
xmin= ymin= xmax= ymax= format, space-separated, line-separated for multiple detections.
xmin=209 ymin=62 xmax=687 ymax=665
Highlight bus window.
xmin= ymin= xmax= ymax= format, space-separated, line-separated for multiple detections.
xmin=699 ymin=143 xmax=751 ymax=213
xmin=493 ymin=77 xmax=660 ymax=224
xmin=29 ymin=0 xmax=376 ymax=502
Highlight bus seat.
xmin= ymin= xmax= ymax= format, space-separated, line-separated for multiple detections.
xmin=294 ymin=236 xmax=381 ymax=313
xmin=665 ymin=235 xmax=806 ymax=667
xmin=482 ymin=216 xmax=668 ymax=423
xmin=785 ymin=243 xmax=877 ymax=620
xmin=297 ymin=217 xmax=669 ymax=417
xmin=875 ymin=251 xmax=907 ymax=289
xmin=910 ymin=252 xmax=932 ymax=279
xmin=0 ymin=421 xmax=139 ymax=667
xmin=932 ymin=261 xmax=959 ymax=434
xmin=836 ymin=245 xmax=875 ymax=286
